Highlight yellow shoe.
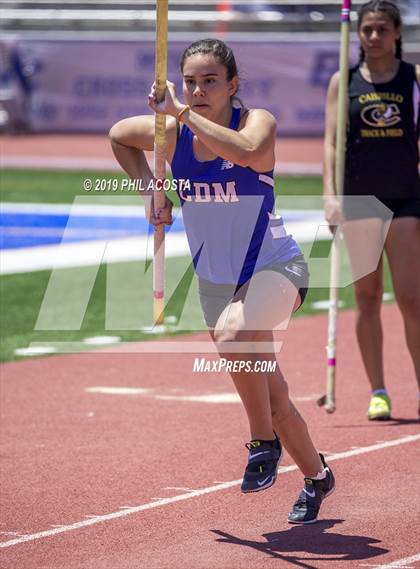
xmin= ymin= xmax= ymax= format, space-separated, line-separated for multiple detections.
xmin=367 ymin=394 xmax=391 ymax=421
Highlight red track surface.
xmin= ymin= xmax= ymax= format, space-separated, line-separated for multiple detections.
xmin=0 ymin=134 xmax=324 ymax=173
xmin=1 ymin=304 xmax=419 ymax=569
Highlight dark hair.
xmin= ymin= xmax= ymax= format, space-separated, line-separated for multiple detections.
xmin=357 ymin=0 xmax=402 ymax=62
xmin=180 ymin=38 xmax=240 ymax=98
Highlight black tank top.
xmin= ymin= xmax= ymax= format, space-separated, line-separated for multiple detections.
xmin=344 ymin=61 xmax=420 ymax=198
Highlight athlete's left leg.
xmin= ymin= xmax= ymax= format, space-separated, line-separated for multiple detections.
xmin=384 ymin=216 xmax=420 ymax=386
xmin=268 ymin=366 xmax=323 ymax=478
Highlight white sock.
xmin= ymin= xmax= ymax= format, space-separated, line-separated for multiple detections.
xmin=311 ymin=468 xmax=327 ymax=481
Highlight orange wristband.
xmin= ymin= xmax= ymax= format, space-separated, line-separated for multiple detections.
xmin=177 ymin=105 xmax=190 ymax=122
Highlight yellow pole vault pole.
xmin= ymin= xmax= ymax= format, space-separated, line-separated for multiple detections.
xmin=153 ymin=0 xmax=168 ymax=325
xmin=318 ymin=0 xmax=351 ymax=413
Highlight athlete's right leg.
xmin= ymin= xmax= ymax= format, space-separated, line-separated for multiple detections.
xmin=263 ymin=339 xmax=335 ymax=524
xmin=265 ymin=344 xmax=323 ymax=478
xmin=353 ymin=258 xmax=385 ymax=390
xmin=384 ymin=217 xmax=420 ymax=386
xmin=342 ymin=217 xmax=386 ymax=391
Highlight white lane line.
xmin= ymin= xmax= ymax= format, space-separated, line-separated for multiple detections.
xmin=1 ymin=434 xmax=419 ymax=549
xmin=311 ymin=300 xmax=345 ymax=311
xmin=163 ymin=487 xmax=191 ymax=491
xmin=84 ymin=389 xmax=318 ymax=404
xmin=155 ymin=393 xmax=320 ymax=404
xmin=85 ymin=387 xmax=154 ymax=396
xmin=377 ymin=554 xmax=420 ymax=568
xmin=361 ymin=566 xmax=417 ymax=568
xmin=83 ymin=336 xmax=121 ymax=346
xmin=14 ymin=346 xmax=57 ymax=357
xmin=293 ymin=394 xmax=319 ymax=402
xmin=155 ymin=393 xmax=240 ymax=404
xmin=0 ymin=232 xmax=191 ymax=275
xmin=360 ymin=553 xmax=420 ymax=568
xmin=28 ymin=340 xmax=284 ymax=355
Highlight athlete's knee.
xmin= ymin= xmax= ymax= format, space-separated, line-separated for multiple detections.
xmin=395 ymin=288 xmax=420 ymax=319
xmin=272 ymin=398 xmax=306 ymax=427
xmin=213 ymin=318 xmax=264 ymax=345
xmin=270 ymin=381 xmax=290 ymax=421
xmin=213 ymin=324 xmax=239 ymax=345
xmin=109 ymin=118 xmax=132 ymax=145
xmin=213 ymin=332 xmax=261 ymax=356
xmin=355 ymin=285 xmax=383 ymax=315
xmin=109 ymin=121 xmax=123 ymax=142
xmin=270 ymin=378 xmax=291 ymax=421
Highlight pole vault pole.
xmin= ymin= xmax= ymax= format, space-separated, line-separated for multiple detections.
xmin=153 ymin=0 xmax=168 ymax=325
xmin=318 ymin=0 xmax=351 ymax=413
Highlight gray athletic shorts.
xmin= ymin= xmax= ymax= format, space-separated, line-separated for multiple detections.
xmin=198 ymin=255 xmax=310 ymax=328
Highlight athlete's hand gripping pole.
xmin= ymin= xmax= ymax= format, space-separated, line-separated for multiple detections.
xmin=318 ymin=0 xmax=351 ymax=413
xmin=153 ymin=0 xmax=168 ymax=325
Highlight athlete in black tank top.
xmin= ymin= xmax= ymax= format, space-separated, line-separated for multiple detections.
xmin=323 ymin=0 xmax=420 ymax=421
xmin=345 ymin=61 xmax=420 ymax=200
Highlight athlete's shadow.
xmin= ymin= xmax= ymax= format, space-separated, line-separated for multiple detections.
xmin=387 ymin=417 xmax=420 ymax=425
xmin=333 ymin=417 xmax=420 ymax=427
xmin=211 ymin=519 xmax=388 ymax=569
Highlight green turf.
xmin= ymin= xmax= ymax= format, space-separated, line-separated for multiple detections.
xmin=0 ymin=256 xmax=204 ymax=361
xmin=0 ymin=168 xmax=395 ymax=362
xmin=0 ymin=169 xmax=127 ymax=204
xmin=0 ymin=244 xmax=395 ymax=362
xmin=0 ymin=168 xmax=322 ymax=204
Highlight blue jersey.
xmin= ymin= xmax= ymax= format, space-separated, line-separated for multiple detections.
xmin=171 ymin=106 xmax=301 ymax=285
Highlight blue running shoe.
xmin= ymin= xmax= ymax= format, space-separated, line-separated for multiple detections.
xmin=287 ymin=454 xmax=335 ymax=524
xmin=241 ymin=433 xmax=283 ymax=493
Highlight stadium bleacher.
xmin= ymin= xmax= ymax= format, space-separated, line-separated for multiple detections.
xmin=0 ymin=0 xmax=418 ymax=34
xmin=0 ymin=0 xmax=418 ymax=134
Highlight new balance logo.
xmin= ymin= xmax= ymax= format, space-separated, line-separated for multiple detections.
xmin=221 ymin=160 xmax=234 ymax=170
xmin=285 ymin=264 xmax=304 ymax=278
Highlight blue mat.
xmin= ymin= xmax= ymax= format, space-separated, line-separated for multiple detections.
xmin=0 ymin=212 xmax=185 ymax=249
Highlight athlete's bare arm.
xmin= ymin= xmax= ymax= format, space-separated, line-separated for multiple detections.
xmin=323 ymin=72 xmax=342 ymax=228
xmin=181 ymin=107 xmax=276 ymax=172
xmin=108 ymin=115 xmax=177 ymax=224
xmin=109 ymin=114 xmax=178 ymax=174
xmin=323 ymin=71 xmax=340 ymax=198
xmin=149 ymin=81 xmax=276 ymax=173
